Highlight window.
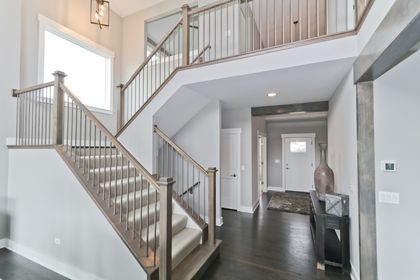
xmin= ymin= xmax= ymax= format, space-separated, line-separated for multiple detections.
xmin=290 ymin=141 xmax=307 ymax=153
xmin=40 ymin=15 xmax=113 ymax=112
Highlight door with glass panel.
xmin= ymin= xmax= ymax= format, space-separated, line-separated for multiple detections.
xmin=282 ymin=134 xmax=315 ymax=192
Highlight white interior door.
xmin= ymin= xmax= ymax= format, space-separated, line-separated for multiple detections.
xmin=258 ymin=135 xmax=267 ymax=193
xmin=283 ymin=135 xmax=315 ymax=192
xmin=221 ymin=130 xmax=240 ymax=210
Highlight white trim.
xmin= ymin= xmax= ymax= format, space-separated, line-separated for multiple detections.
xmin=238 ymin=199 xmax=260 ymax=214
xmin=37 ymin=14 xmax=114 ymax=113
xmin=216 ymin=217 xmax=224 ymax=227
xmin=0 ymin=238 xmax=8 ymax=249
xmin=281 ymin=133 xmax=316 ymax=192
xmin=7 ymin=240 xmax=105 ymax=280
xmin=280 ymin=133 xmax=316 ymax=139
xmin=267 ymin=186 xmax=285 ymax=192
xmin=350 ymin=262 xmax=360 ymax=280
xmin=257 ymin=131 xmax=268 ymax=194
xmin=221 ymin=128 xmax=241 ymax=211
xmin=221 ymin=128 xmax=242 ymax=134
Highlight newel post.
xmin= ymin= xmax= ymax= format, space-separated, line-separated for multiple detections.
xmin=181 ymin=4 xmax=191 ymax=66
xmin=52 ymin=71 xmax=66 ymax=145
xmin=158 ymin=177 xmax=174 ymax=280
xmin=207 ymin=167 xmax=217 ymax=246
xmin=116 ymin=84 xmax=124 ymax=131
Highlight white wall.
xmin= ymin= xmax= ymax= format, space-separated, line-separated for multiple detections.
xmin=0 ymin=0 xmax=21 ymax=240
xmin=20 ymin=0 xmax=123 ymax=133
xmin=327 ymin=69 xmax=359 ymax=279
xmin=7 ymin=149 xmax=147 ymax=280
xmin=267 ymin=119 xmax=328 ymax=190
xmin=173 ymin=100 xmax=222 ymax=223
xmin=374 ymin=50 xmax=420 ymax=280
xmin=221 ymin=107 xmax=254 ymax=211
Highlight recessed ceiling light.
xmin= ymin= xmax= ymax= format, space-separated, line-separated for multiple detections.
xmin=267 ymin=92 xmax=277 ymax=97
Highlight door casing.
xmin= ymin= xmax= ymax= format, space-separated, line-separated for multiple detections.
xmin=220 ymin=128 xmax=241 ymax=210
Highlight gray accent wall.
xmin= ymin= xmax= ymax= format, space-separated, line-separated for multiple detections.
xmin=267 ymin=119 xmax=327 ymax=189
xmin=374 ymin=49 xmax=420 ymax=280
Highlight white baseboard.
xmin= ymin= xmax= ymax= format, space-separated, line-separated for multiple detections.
xmin=350 ymin=262 xmax=360 ymax=280
xmin=267 ymin=186 xmax=285 ymax=192
xmin=0 ymin=238 xmax=8 ymax=249
xmin=216 ymin=216 xmax=223 ymax=226
xmin=7 ymin=240 xmax=104 ymax=280
xmin=238 ymin=199 xmax=260 ymax=214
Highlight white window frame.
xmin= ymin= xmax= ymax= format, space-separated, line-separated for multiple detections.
xmin=38 ymin=14 xmax=115 ymax=114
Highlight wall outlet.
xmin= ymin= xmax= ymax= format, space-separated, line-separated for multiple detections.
xmin=54 ymin=238 xmax=61 ymax=246
xmin=274 ymin=159 xmax=280 ymax=164
xmin=378 ymin=191 xmax=400 ymax=204
xmin=241 ymin=165 xmax=245 ymax=171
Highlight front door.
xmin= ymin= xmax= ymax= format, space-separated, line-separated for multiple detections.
xmin=221 ymin=130 xmax=240 ymax=210
xmin=283 ymin=135 xmax=315 ymax=192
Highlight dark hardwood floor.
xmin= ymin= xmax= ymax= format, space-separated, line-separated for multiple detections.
xmin=203 ymin=192 xmax=351 ymax=280
xmin=0 ymin=248 xmax=68 ymax=280
xmin=0 ymin=192 xmax=350 ymax=280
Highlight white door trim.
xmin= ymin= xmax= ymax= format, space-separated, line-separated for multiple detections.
xmin=281 ymin=133 xmax=316 ymax=191
xmin=257 ymin=131 xmax=268 ymax=193
xmin=221 ymin=128 xmax=241 ymax=210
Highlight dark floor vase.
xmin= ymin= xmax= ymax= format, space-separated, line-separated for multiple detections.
xmin=314 ymin=143 xmax=334 ymax=201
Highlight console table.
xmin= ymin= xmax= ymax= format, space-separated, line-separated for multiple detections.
xmin=309 ymin=190 xmax=350 ymax=274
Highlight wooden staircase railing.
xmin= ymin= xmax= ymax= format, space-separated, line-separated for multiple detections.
xmin=154 ymin=125 xmax=218 ymax=246
xmin=11 ymin=72 xmax=219 ymax=279
xmin=116 ymin=0 xmax=362 ymax=137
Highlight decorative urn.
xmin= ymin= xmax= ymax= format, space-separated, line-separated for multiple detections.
xmin=314 ymin=143 xmax=334 ymax=201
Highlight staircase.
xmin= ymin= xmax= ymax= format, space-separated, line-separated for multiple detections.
xmin=11 ymin=72 xmax=221 ymax=280
xmin=10 ymin=1 xmax=360 ymax=278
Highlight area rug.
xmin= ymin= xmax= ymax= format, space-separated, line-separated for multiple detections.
xmin=267 ymin=191 xmax=311 ymax=215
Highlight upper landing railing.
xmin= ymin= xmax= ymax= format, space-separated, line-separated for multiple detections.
xmin=117 ymin=0 xmax=373 ymax=136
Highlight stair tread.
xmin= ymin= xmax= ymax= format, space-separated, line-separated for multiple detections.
xmin=141 ymin=214 xmax=187 ymax=242
xmin=89 ymin=165 xmax=133 ymax=173
xmin=127 ymin=201 xmax=161 ymax=224
xmin=113 ymin=188 xmax=158 ymax=205
xmin=170 ymin=228 xmax=202 ymax=269
xmin=172 ymin=240 xmax=222 ymax=280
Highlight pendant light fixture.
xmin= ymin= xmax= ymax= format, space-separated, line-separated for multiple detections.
xmin=90 ymin=0 xmax=110 ymax=29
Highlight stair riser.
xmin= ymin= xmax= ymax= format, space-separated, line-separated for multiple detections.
xmin=129 ymin=208 xmax=160 ymax=230
xmin=73 ymin=148 xmax=119 ymax=156
xmin=114 ymin=192 xmax=159 ymax=210
xmin=89 ymin=167 xmax=137 ymax=179
xmin=81 ymin=157 xmax=128 ymax=168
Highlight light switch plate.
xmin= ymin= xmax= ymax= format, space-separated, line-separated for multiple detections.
xmin=381 ymin=160 xmax=397 ymax=172
xmin=378 ymin=191 xmax=399 ymax=204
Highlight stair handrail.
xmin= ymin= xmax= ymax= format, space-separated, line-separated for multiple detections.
xmin=154 ymin=125 xmax=217 ymax=245
xmin=154 ymin=125 xmax=208 ymax=175
xmin=121 ymin=17 xmax=183 ymax=92
xmin=60 ymin=82 xmax=160 ymax=191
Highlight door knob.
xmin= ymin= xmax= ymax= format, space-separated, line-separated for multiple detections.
xmin=286 ymin=167 xmax=290 ymax=170
xmin=230 ymin=174 xmax=237 ymax=177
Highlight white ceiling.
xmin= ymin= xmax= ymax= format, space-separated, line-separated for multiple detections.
xmin=111 ymin=0 xmax=169 ymax=17
xmin=185 ymin=58 xmax=354 ymax=110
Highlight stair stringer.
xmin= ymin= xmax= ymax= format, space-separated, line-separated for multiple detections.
xmin=55 ymin=145 xmax=160 ymax=279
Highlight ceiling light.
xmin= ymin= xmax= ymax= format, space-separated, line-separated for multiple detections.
xmin=267 ymin=92 xmax=277 ymax=97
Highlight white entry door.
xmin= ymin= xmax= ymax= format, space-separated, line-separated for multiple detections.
xmin=221 ymin=129 xmax=241 ymax=210
xmin=282 ymin=134 xmax=315 ymax=192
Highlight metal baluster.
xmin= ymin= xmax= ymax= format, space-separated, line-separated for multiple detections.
xmin=103 ymin=136 xmax=107 ymax=200
xmin=83 ymin=114 xmax=87 ymax=173
xmin=70 ymin=101 xmax=74 ymax=156
xmin=146 ymin=182 xmax=150 ymax=256
xmin=93 ymin=126 xmax=97 ymax=186
xmin=140 ymin=174 xmax=144 ymax=247
xmin=153 ymin=189 xmax=158 ymax=266
xmin=133 ymin=169 xmax=137 ymax=239
xmin=126 ymin=161 xmax=130 ymax=231
xmin=88 ymin=120 xmax=92 ymax=180
xmin=108 ymin=141 xmax=112 ymax=207
xmin=120 ymin=152 xmax=123 ymax=222
xmin=98 ymin=131 xmax=102 ymax=194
